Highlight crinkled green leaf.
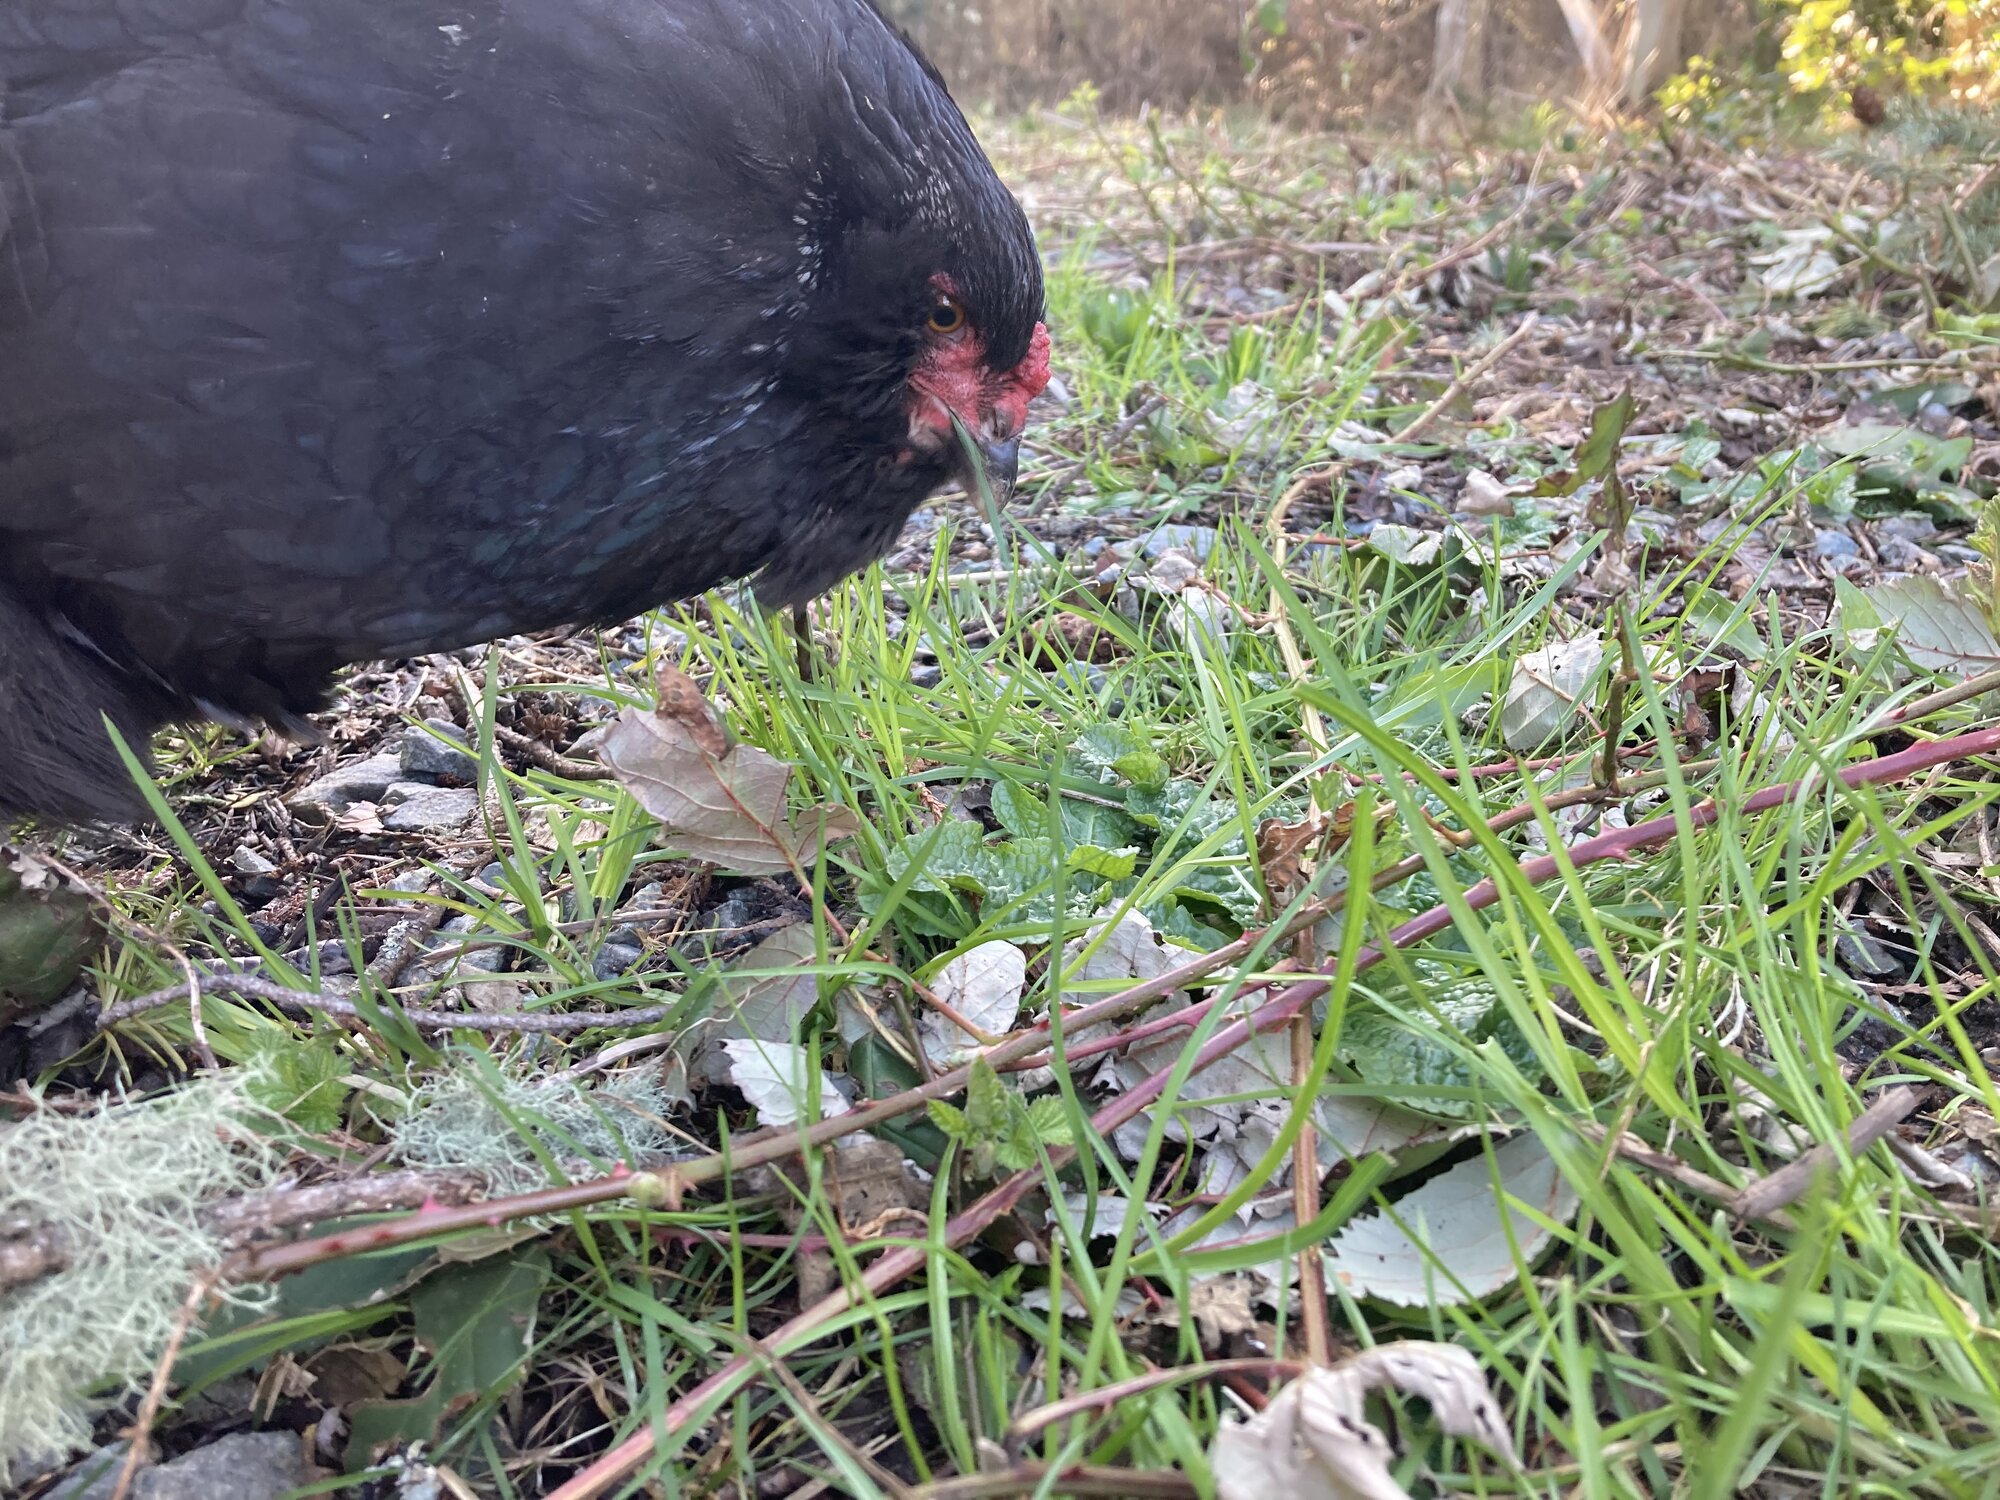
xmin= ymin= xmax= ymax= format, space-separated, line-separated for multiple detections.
xmin=1025 ymin=1095 xmax=1076 ymax=1147
xmin=1339 ymin=977 xmax=1541 ymax=1117
xmin=1123 ymin=778 xmax=1206 ymax=830
xmin=1069 ymin=845 xmax=1140 ymax=881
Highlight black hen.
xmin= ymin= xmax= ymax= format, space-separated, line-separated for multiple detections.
xmin=0 ymin=0 xmax=1048 ymax=824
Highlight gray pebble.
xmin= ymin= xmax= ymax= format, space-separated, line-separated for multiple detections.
xmin=593 ymin=942 xmax=645 ymax=981
xmin=400 ymin=717 xmax=478 ymax=783
xmin=379 ymin=783 xmax=481 ymax=832
xmin=284 ymin=751 xmax=403 ymax=823
xmin=1139 ymin=523 xmax=1219 ymax=561
xmin=48 ymin=1433 xmax=314 ymax=1500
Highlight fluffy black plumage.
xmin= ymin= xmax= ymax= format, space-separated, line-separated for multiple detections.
xmin=0 ymin=0 xmax=1046 ymax=824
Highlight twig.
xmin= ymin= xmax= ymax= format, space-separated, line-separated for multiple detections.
xmin=111 ymin=1273 xmax=215 ymax=1500
xmin=1727 ymin=1084 xmax=1928 ymax=1222
xmin=1006 ymin=1359 xmax=1303 ymax=1449
xmin=493 ymin=721 xmax=611 ymax=781
xmin=1655 ymin=349 xmax=1958 ymax=374
xmin=203 ymin=1168 xmax=491 ymax=1245
xmin=1880 ymin=664 xmax=2000 ymax=726
xmin=911 ymin=1466 xmax=1197 ymax=1499
xmin=1390 ymin=312 xmax=1541 ymax=446
xmin=1574 ymin=1120 xmax=1790 ymax=1229
xmin=1032 ymin=394 xmax=1167 ymax=510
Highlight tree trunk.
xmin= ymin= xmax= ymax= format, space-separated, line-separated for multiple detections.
xmin=1428 ymin=0 xmax=1492 ymax=104
xmin=1620 ymin=0 xmax=1689 ymax=105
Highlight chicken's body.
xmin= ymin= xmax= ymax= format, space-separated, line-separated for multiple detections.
xmin=0 ymin=0 xmax=1047 ymax=823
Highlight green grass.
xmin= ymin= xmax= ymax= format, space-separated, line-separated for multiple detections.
xmin=22 ymin=110 xmax=2000 ymax=1498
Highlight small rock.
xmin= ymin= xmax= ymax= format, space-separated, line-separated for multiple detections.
xmin=618 ymin=881 xmax=666 ymax=916
xmin=593 ymin=942 xmax=644 ymax=981
xmin=909 ymin=663 xmax=943 ymax=689
xmin=285 ymin=751 xmax=404 ymax=824
xmin=229 ymin=846 xmax=284 ymax=904
xmin=1878 ymin=514 xmax=1938 ymax=542
xmin=1380 ymin=464 xmax=1424 ymax=491
xmin=379 ymin=784 xmax=481 ymax=832
xmin=1812 ymin=528 xmax=1861 ymax=559
xmin=1876 ymin=535 xmax=1927 ymax=570
xmin=1146 ymin=550 xmax=1202 ymax=593
xmin=400 ymin=717 xmax=478 ymax=783
xmin=1916 ymin=400 xmax=1956 ymax=436
xmin=49 ymin=1433 xmax=314 ymax=1500
xmin=1836 ymin=929 xmax=1903 ymax=978
xmin=1139 ymin=523 xmax=1219 ymax=561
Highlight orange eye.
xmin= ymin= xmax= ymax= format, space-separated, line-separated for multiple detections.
xmin=927 ymin=296 xmax=967 ymax=335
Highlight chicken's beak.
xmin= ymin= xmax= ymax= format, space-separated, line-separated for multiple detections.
xmin=978 ymin=434 xmax=1020 ymax=497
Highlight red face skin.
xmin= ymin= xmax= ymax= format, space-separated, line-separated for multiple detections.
xmin=903 ymin=275 xmax=1052 ymax=475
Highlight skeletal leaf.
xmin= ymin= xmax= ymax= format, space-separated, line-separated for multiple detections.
xmin=716 ymin=923 xmax=822 ymax=1042
xmin=1213 ymin=1342 xmax=1517 ymax=1500
xmin=921 ymin=939 xmax=1028 ymax=1065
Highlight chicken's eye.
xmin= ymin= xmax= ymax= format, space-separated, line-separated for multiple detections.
xmin=927 ymin=296 xmax=967 ymax=335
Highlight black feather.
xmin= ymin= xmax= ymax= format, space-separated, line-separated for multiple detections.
xmin=0 ymin=0 xmax=1043 ymax=823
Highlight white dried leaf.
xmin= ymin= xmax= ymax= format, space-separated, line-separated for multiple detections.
xmin=1323 ymin=1133 xmax=1578 ymax=1306
xmin=1366 ymin=523 xmax=1444 ymax=567
xmin=717 ymin=1041 xmax=850 ymax=1126
xmin=1498 ymin=638 xmax=1605 ymax=750
xmin=920 ymin=940 xmax=1028 ymax=1065
xmin=1751 ymin=226 xmax=1843 ymax=298
xmin=1212 ymin=1343 xmax=1517 ymax=1500
xmin=1458 ymin=469 xmax=1515 ymax=516
xmin=1170 ymin=593 xmax=1236 ymax=656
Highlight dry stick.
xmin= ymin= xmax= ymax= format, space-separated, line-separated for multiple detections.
xmin=493 ymin=721 xmax=611 ymax=781
xmin=1032 ymin=393 xmax=1167 ymax=511
xmin=1389 ymin=311 xmax=1542 ymax=447
xmin=1727 ymin=1084 xmax=1928 ymax=1223
xmin=110 ymin=1274 xmax=216 ymax=1500
xmin=1005 ymin=1358 xmax=1305 ymax=1451
xmin=1576 ymin=1120 xmax=1797 ymax=1233
xmin=98 ymin=970 xmax=686 ymax=1034
xmin=1880 ymin=663 xmax=2000 ymax=726
xmin=1262 ymin=443 xmax=1336 ymax=1361
xmin=543 ymin=724 xmax=2000 ymax=1500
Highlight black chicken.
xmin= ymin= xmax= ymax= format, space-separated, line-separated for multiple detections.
xmin=0 ymin=0 xmax=1049 ymax=825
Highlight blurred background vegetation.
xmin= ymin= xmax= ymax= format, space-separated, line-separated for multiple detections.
xmin=882 ymin=0 xmax=1997 ymax=132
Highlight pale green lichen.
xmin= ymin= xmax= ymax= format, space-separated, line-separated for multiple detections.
xmin=0 ymin=1074 xmax=277 ymax=1487
xmin=388 ymin=1067 xmax=678 ymax=1192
